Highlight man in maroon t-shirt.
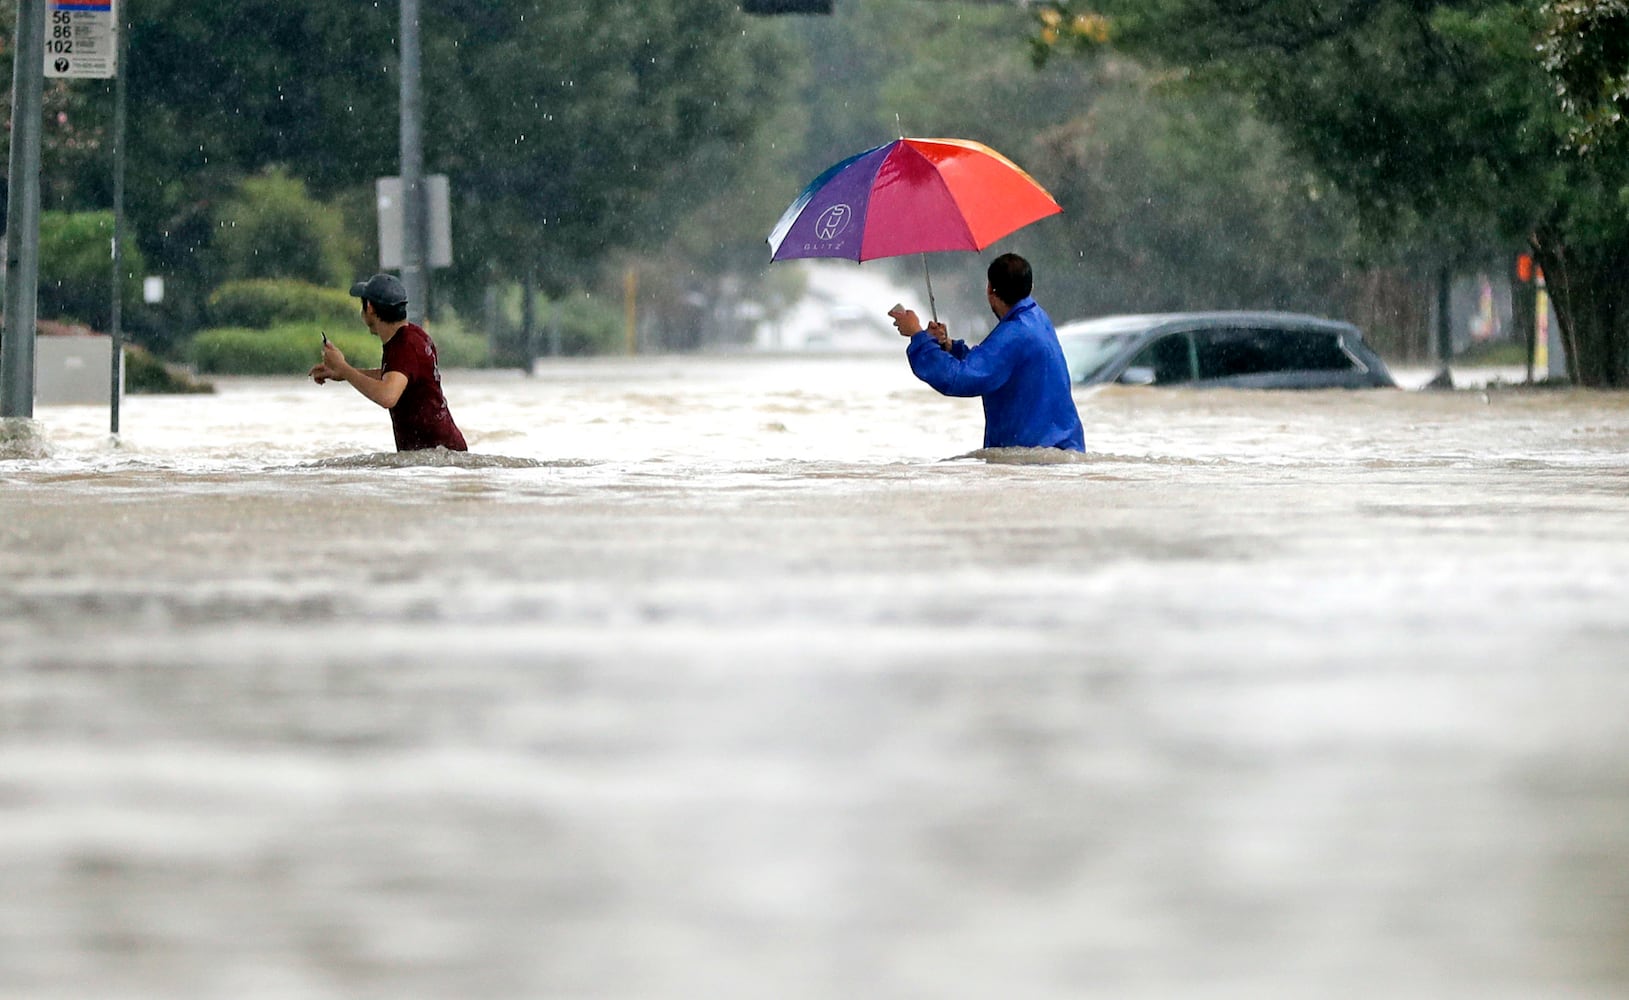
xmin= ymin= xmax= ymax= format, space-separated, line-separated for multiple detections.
xmin=308 ymin=273 xmax=467 ymax=452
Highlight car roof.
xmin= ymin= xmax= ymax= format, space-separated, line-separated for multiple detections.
xmin=1056 ymin=311 xmax=1365 ymax=340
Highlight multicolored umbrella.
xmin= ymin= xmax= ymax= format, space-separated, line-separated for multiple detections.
xmin=767 ymin=137 xmax=1062 ymax=319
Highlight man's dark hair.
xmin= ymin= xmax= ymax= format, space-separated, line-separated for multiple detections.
xmin=365 ymin=298 xmax=408 ymax=324
xmin=987 ymin=253 xmax=1033 ymax=306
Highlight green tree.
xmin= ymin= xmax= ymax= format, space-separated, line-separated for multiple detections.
xmin=1540 ymin=0 xmax=1629 ymax=156
xmin=38 ymin=210 xmax=146 ymax=330
xmin=3 ymin=0 xmax=788 ymax=344
xmin=212 ymin=169 xmax=354 ymax=288
xmin=1021 ymin=73 xmax=1362 ymax=321
xmin=1032 ymin=0 xmax=1629 ymax=386
xmin=426 ymin=0 xmax=787 ymax=300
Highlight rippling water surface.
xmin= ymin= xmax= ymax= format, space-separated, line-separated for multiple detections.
xmin=4 ymin=355 xmax=1629 ymax=999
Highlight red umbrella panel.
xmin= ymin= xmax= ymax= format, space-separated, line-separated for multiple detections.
xmin=767 ymin=137 xmax=1062 ymax=263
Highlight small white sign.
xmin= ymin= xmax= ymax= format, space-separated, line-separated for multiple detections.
xmin=45 ymin=0 xmax=118 ymax=80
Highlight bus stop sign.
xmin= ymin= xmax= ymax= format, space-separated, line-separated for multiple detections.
xmin=45 ymin=0 xmax=118 ymax=79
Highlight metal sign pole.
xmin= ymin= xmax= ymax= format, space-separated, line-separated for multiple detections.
xmin=110 ymin=0 xmax=126 ymax=434
xmin=1 ymin=0 xmax=46 ymax=419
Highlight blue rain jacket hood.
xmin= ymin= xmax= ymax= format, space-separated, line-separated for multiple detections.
xmin=906 ymin=297 xmax=1086 ymax=451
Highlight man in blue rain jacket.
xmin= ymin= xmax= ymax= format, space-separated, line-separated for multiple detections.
xmin=889 ymin=253 xmax=1085 ymax=452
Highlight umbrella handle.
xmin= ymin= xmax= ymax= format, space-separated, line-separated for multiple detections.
xmin=922 ymin=254 xmax=938 ymax=324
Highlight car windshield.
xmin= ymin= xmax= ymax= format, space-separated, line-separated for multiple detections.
xmin=1059 ymin=332 xmax=1142 ymax=383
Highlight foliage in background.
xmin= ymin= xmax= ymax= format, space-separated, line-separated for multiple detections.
xmin=484 ymin=289 xmax=626 ymax=365
xmin=191 ymin=317 xmax=486 ymax=375
xmin=0 ymin=1 xmax=406 ymax=339
xmin=122 ymin=345 xmax=214 ymax=394
xmin=619 ymin=21 xmax=813 ymax=352
xmin=191 ymin=324 xmax=378 ymax=376
xmin=211 ymin=169 xmax=355 ymax=288
xmin=546 ymin=294 xmax=626 ymax=357
xmin=1539 ymin=0 xmax=1629 ymax=156
xmin=421 ymin=320 xmax=489 ymax=370
xmin=1027 ymin=0 xmax=1629 ymax=385
xmin=1 ymin=0 xmax=789 ymax=350
xmin=15 ymin=0 xmax=1617 ymax=370
xmin=430 ymin=0 xmax=792 ymax=307
xmin=680 ymin=0 xmax=1373 ymax=341
xmin=207 ymin=279 xmax=358 ymax=329
xmin=1022 ymin=68 xmax=1362 ymax=320
xmin=38 ymin=211 xmax=147 ymax=332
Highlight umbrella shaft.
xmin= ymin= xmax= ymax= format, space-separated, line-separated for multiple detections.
xmin=922 ymin=254 xmax=938 ymax=323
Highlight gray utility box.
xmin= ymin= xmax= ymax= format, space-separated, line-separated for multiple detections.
xmin=36 ymin=335 xmax=119 ymax=406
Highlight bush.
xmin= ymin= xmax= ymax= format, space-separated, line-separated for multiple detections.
xmin=123 ymin=345 xmax=214 ymax=394
xmin=213 ymin=167 xmax=355 ymax=287
xmin=551 ymin=293 xmax=625 ymax=356
xmin=425 ymin=317 xmax=489 ymax=369
xmin=485 ymin=287 xmax=626 ymax=365
xmin=208 ymin=278 xmax=358 ymax=328
xmin=191 ymin=323 xmax=379 ymax=375
xmin=39 ymin=211 xmax=147 ymax=331
xmin=189 ymin=320 xmax=485 ymax=374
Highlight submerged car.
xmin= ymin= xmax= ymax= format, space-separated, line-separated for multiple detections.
xmin=1058 ymin=311 xmax=1396 ymax=389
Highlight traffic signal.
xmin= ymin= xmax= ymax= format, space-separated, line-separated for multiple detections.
xmin=742 ymin=0 xmax=833 ymax=13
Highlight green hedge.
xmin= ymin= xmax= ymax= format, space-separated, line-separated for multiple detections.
xmin=427 ymin=323 xmax=489 ymax=369
xmin=124 ymin=345 xmax=214 ymax=394
xmin=192 ymin=323 xmax=379 ymax=375
xmin=190 ymin=320 xmax=486 ymax=375
xmin=208 ymin=279 xmax=358 ymax=329
xmin=551 ymin=294 xmax=624 ymax=356
xmin=486 ymin=289 xmax=627 ymax=364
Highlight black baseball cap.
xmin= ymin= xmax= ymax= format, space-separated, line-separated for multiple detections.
xmin=349 ymin=273 xmax=408 ymax=306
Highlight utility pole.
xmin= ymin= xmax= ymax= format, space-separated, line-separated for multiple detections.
xmin=399 ymin=0 xmax=428 ymax=325
xmin=2 ymin=0 xmax=46 ymax=419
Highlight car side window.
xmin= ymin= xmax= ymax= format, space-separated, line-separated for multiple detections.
xmin=1281 ymin=331 xmax=1361 ymax=371
xmin=1194 ymin=328 xmax=1272 ymax=379
xmin=1194 ymin=328 xmax=1356 ymax=379
xmin=1126 ymin=334 xmax=1195 ymax=384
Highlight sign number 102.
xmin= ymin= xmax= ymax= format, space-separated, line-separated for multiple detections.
xmin=48 ymin=12 xmax=73 ymax=54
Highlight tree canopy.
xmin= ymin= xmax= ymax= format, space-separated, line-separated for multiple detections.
xmin=16 ymin=0 xmax=1623 ymax=374
xmin=2 ymin=0 xmax=788 ymax=333
xmin=1030 ymin=0 xmax=1629 ymax=385
xmin=1541 ymin=0 xmax=1629 ymax=156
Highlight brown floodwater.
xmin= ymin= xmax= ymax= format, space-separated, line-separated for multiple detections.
xmin=3 ymin=355 xmax=1628 ymax=999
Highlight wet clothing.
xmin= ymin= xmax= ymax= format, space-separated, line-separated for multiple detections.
xmin=380 ymin=323 xmax=466 ymax=452
xmin=906 ymin=297 xmax=1085 ymax=451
